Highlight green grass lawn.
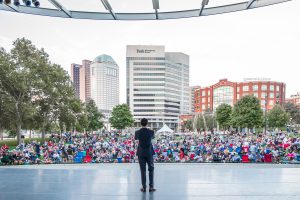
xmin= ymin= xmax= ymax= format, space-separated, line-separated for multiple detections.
xmin=0 ymin=138 xmax=51 ymax=149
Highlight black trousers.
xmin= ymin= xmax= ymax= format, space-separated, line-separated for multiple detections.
xmin=138 ymin=155 xmax=154 ymax=188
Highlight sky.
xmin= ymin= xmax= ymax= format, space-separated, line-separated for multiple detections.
xmin=0 ymin=0 xmax=299 ymax=104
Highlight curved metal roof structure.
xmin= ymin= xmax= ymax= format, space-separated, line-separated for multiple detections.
xmin=0 ymin=0 xmax=291 ymax=20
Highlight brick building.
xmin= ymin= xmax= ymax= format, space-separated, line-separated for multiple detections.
xmin=194 ymin=79 xmax=286 ymax=113
xmin=286 ymin=92 xmax=300 ymax=108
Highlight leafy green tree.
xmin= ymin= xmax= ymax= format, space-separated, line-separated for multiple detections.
xmin=216 ymin=104 xmax=232 ymax=130
xmin=109 ymin=104 xmax=134 ymax=131
xmin=182 ymin=119 xmax=193 ymax=131
xmin=231 ymin=95 xmax=263 ymax=130
xmin=0 ymin=90 xmax=15 ymax=140
xmin=283 ymin=102 xmax=300 ymax=124
xmin=76 ymin=112 xmax=89 ymax=132
xmin=86 ymin=99 xmax=103 ymax=131
xmin=34 ymin=63 xmax=77 ymax=137
xmin=186 ymin=119 xmax=193 ymax=131
xmin=0 ymin=39 xmax=45 ymax=144
xmin=205 ymin=115 xmax=216 ymax=130
xmin=0 ymin=38 xmax=80 ymax=143
xmin=267 ymin=105 xmax=289 ymax=129
xmin=195 ymin=114 xmax=205 ymax=131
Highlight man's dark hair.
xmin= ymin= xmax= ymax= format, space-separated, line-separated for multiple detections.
xmin=141 ymin=118 xmax=148 ymax=127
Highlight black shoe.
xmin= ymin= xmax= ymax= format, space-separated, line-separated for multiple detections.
xmin=140 ymin=187 xmax=146 ymax=192
xmin=149 ymin=187 xmax=156 ymax=192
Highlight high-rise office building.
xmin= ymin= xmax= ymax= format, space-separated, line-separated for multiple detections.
xmin=126 ymin=45 xmax=190 ymax=130
xmin=70 ymin=64 xmax=81 ymax=99
xmin=90 ymin=54 xmax=119 ymax=125
xmin=70 ymin=60 xmax=92 ymax=102
xmin=82 ymin=60 xmax=92 ymax=101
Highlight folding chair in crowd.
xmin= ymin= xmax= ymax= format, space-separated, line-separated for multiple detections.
xmin=264 ymin=154 xmax=272 ymax=163
xmin=84 ymin=155 xmax=92 ymax=163
xmin=242 ymin=155 xmax=250 ymax=163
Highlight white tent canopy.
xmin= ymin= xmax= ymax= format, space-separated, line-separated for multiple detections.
xmin=157 ymin=124 xmax=174 ymax=133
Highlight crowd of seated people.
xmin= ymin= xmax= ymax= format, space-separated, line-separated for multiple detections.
xmin=1 ymin=131 xmax=299 ymax=165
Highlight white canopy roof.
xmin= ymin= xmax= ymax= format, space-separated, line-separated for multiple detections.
xmin=157 ymin=124 xmax=174 ymax=133
xmin=0 ymin=0 xmax=288 ymax=21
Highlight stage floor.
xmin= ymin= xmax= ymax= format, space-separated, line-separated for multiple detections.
xmin=0 ymin=163 xmax=300 ymax=200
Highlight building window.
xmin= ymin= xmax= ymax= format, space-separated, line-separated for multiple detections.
xmin=262 ymin=92 xmax=267 ymax=98
xmin=237 ymin=94 xmax=240 ymax=99
xmin=208 ymin=91 xmax=210 ymax=96
xmin=269 ymin=100 xmax=274 ymax=106
xmin=202 ymin=104 xmax=205 ymax=110
xmin=213 ymin=86 xmax=234 ymax=111
xmin=105 ymin=67 xmax=117 ymax=76
xmin=202 ymin=98 xmax=206 ymax=103
xmin=269 ymin=93 xmax=274 ymax=98
xmin=237 ymin=87 xmax=240 ymax=92
xmin=202 ymin=91 xmax=206 ymax=96
xmin=243 ymin=86 xmax=249 ymax=92
xmin=276 ymin=85 xmax=280 ymax=92
xmin=253 ymin=93 xmax=258 ymax=98
xmin=261 ymin=100 xmax=266 ymax=106
xmin=262 ymin=85 xmax=267 ymax=91
xmin=92 ymin=67 xmax=95 ymax=75
xmin=253 ymin=85 xmax=258 ymax=91
xmin=270 ymin=85 xmax=274 ymax=91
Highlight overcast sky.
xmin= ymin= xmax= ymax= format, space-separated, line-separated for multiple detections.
xmin=0 ymin=0 xmax=299 ymax=103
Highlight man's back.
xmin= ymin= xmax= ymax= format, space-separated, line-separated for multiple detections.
xmin=135 ymin=128 xmax=154 ymax=157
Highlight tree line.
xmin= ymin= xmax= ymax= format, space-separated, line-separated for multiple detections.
xmin=0 ymin=38 xmax=134 ymax=144
xmin=183 ymin=95 xmax=300 ymax=132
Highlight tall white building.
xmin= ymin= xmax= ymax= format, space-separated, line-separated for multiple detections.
xmin=90 ymin=54 xmax=119 ymax=127
xmin=126 ymin=45 xmax=190 ymax=130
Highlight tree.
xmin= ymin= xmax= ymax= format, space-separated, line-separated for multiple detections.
xmin=216 ymin=104 xmax=232 ymax=130
xmin=0 ymin=39 xmax=44 ymax=144
xmin=109 ymin=104 xmax=134 ymax=131
xmin=195 ymin=114 xmax=205 ymax=131
xmin=182 ymin=119 xmax=193 ymax=132
xmin=186 ymin=119 xmax=193 ymax=131
xmin=231 ymin=95 xmax=263 ymax=130
xmin=86 ymin=99 xmax=103 ymax=132
xmin=205 ymin=115 xmax=216 ymax=131
xmin=0 ymin=38 xmax=79 ymax=144
xmin=283 ymin=102 xmax=300 ymax=124
xmin=33 ymin=63 xmax=77 ymax=137
xmin=267 ymin=105 xmax=289 ymax=129
xmin=0 ymin=89 xmax=15 ymax=140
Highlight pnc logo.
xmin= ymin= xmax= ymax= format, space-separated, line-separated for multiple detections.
xmin=137 ymin=49 xmax=155 ymax=53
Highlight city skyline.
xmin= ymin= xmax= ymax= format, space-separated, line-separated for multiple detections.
xmin=0 ymin=0 xmax=299 ymax=104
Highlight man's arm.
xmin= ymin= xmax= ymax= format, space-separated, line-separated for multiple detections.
xmin=151 ymin=130 xmax=155 ymax=139
xmin=134 ymin=131 xmax=138 ymax=140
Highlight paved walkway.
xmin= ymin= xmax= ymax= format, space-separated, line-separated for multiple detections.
xmin=0 ymin=163 xmax=300 ymax=200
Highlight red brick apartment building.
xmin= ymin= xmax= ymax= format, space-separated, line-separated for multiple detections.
xmin=194 ymin=79 xmax=286 ymax=113
xmin=286 ymin=92 xmax=300 ymax=109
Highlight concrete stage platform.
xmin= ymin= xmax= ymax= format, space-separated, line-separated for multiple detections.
xmin=0 ymin=163 xmax=300 ymax=200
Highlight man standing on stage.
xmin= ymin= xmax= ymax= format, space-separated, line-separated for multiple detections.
xmin=135 ymin=118 xmax=156 ymax=192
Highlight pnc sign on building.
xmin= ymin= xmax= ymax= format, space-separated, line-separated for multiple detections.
xmin=136 ymin=49 xmax=155 ymax=53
